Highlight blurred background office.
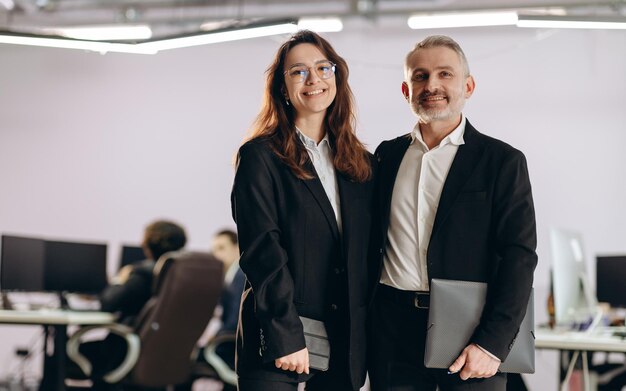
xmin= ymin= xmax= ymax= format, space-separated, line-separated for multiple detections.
xmin=1 ymin=0 xmax=626 ymax=390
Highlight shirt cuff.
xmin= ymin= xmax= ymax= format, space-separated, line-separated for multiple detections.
xmin=474 ymin=343 xmax=501 ymax=362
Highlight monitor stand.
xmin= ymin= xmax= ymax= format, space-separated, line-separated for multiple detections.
xmin=1 ymin=292 xmax=13 ymax=310
xmin=571 ymin=272 xmax=602 ymax=331
xmin=58 ymin=291 xmax=70 ymax=310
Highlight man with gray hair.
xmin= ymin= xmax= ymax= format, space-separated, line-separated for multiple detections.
xmin=367 ymin=35 xmax=537 ymax=390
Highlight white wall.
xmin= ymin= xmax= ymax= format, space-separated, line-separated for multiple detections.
xmin=1 ymin=20 xmax=626 ymax=389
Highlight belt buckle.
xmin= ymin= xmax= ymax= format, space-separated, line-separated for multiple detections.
xmin=413 ymin=293 xmax=429 ymax=309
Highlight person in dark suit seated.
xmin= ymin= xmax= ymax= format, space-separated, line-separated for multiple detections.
xmin=207 ymin=229 xmax=244 ymax=391
xmin=231 ymin=30 xmax=376 ymax=391
xmin=367 ymin=35 xmax=537 ymax=391
xmin=211 ymin=229 xmax=245 ymax=338
xmin=71 ymin=219 xmax=187 ymax=387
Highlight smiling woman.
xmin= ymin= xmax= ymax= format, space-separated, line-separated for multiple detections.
xmin=230 ymin=30 xmax=376 ymax=391
xmin=283 ymin=48 xmax=337 ymax=124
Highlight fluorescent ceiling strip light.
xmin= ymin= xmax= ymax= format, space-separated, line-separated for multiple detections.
xmin=517 ymin=15 xmax=626 ymax=30
xmin=142 ymin=22 xmax=298 ymax=52
xmin=0 ymin=0 xmax=15 ymax=10
xmin=200 ymin=20 xmax=237 ymax=31
xmin=297 ymin=17 xmax=343 ymax=32
xmin=41 ymin=24 xmax=152 ymax=41
xmin=0 ymin=33 xmax=157 ymax=54
xmin=408 ymin=11 xmax=518 ymax=29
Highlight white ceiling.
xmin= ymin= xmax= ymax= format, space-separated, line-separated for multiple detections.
xmin=1 ymin=0 xmax=625 ymax=39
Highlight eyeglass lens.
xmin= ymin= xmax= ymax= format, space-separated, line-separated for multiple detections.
xmin=286 ymin=61 xmax=335 ymax=82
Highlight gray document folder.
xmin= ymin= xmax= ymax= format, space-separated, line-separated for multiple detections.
xmin=300 ymin=316 xmax=330 ymax=371
xmin=424 ymin=279 xmax=535 ymax=373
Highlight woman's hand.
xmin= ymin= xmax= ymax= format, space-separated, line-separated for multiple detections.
xmin=274 ymin=347 xmax=309 ymax=374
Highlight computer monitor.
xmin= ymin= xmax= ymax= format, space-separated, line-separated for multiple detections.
xmin=0 ymin=235 xmax=46 ymax=291
xmin=119 ymin=245 xmax=146 ymax=269
xmin=596 ymin=255 xmax=626 ymax=308
xmin=44 ymin=240 xmax=108 ymax=294
xmin=550 ymin=228 xmax=597 ymax=326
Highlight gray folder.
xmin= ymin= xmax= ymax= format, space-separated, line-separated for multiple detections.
xmin=300 ymin=316 xmax=330 ymax=371
xmin=424 ymin=279 xmax=535 ymax=373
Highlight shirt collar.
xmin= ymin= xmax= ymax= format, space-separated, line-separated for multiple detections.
xmin=296 ymin=127 xmax=330 ymax=149
xmin=410 ymin=114 xmax=466 ymax=149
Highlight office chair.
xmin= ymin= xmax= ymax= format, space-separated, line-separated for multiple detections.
xmin=66 ymin=251 xmax=224 ymax=389
xmin=176 ymin=332 xmax=238 ymax=390
xmin=203 ymin=333 xmax=237 ymax=386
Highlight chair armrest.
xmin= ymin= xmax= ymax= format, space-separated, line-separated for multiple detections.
xmin=66 ymin=323 xmax=141 ymax=383
xmin=204 ymin=333 xmax=237 ymax=386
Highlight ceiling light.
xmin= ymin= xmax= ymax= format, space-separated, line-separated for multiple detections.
xmin=517 ymin=15 xmax=626 ymax=30
xmin=408 ymin=11 xmax=518 ymax=29
xmin=39 ymin=24 xmax=152 ymax=41
xmin=0 ymin=32 xmax=157 ymax=54
xmin=0 ymin=0 xmax=15 ymax=10
xmin=200 ymin=20 xmax=237 ymax=31
xmin=297 ymin=17 xmax=343 ymax=32
xmin=142 ymin=21 xmax=298 ymax=52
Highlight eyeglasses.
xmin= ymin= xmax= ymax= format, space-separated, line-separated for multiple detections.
xmin=284 ymin=61 xmax=336 ymax=83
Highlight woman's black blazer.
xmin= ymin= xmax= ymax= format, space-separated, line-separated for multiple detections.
xmin=231 ymin=137 xmax=375 ymax=388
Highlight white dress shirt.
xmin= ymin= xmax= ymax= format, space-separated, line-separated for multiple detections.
xmin=297 ymin=129 xmax=342 ymax=232
xmin=380 ymin=116 xmax=467 ymax=291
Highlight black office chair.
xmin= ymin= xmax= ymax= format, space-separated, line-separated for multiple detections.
xmin=203 ymin=333 xmax=237 ymax=386
xmin=174 ymin=332 xmax=238 ymax=390
xmin=66 ymin=251 xmax=224 ymax=389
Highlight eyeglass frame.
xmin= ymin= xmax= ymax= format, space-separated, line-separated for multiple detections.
xmin=283 ymin=60 xmax=337 ymax=84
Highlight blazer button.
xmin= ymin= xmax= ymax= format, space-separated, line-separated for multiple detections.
xmin=334 ymin=267 xmax=341 ymax=274
xmin=379 ymin=248 xmax=383 ymax=254
xmin=331 ymin=304 xmax=338 ymax=310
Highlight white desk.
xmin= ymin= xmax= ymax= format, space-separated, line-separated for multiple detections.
xmin=0 ymin=309 xmax=115 ymax=391
xmin=536 ymin=327 xmax=626 ymax=391
xmin=0 ymin=309 xmax=114 ymax=325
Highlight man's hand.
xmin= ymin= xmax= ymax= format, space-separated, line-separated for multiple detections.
xmin=275 ymin=347 xmax=309 ymax=374
xmin=111 ymin=265 xmax=133 ymax=285
xmin=448 ymin=344 xmax=500 ymax=380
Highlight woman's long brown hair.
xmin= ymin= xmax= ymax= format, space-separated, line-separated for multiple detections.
xmin=245 ymin=30 xmax=371 ymax=182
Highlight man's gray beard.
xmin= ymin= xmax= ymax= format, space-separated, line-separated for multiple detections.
xmin=413 ymin=106 xmax=453 ymax=123
xmin=411 ymin=99 xmax=465 ymax=123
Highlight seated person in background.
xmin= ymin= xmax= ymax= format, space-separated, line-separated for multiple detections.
xmin=211 ymin=229 xmax=245 ymax=338
xmin=70 ymin=219 xmax=187 ymax=387
xmin=100 ymin=219 xmax=187 ymax=325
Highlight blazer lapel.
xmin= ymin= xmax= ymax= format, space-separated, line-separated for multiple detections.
xmin=302 ymin=160 xmax=340 ymax=240
xmin=431 ymin=122 xmax=485 ymax=239
xmin=337 ymin=172 xmax=362 ymax=259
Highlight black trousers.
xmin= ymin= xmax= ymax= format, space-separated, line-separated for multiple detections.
xmin=75 ymin=334 xmax=128 ymax=379
xmin=238 ymin=363 xmax=354 ymax=391
xmin=238 ymin=331 xmax=355 ymax=391
xmin=368 ymin=284 xmax=507 ymax=391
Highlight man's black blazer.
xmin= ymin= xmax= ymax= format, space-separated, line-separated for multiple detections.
xmin=231 ymin=137 xmax=375 ymax=388
xmin=371 ymin=120 xmax=537 ymax=361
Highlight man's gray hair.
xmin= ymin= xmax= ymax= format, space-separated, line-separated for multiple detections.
xmin=404 ymin=35 xmax=470 ymax=80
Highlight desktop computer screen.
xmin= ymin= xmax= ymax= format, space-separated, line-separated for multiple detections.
xmin=596 ymin=255 xmax=626 ymax=308
xmin=44 ymin=240 xmax=108 ymax=294
xmin=550 ymin=228 xmax=597 ymax=326
xmin=0 ymin=235 xmax=46 ymax=291
xmin=119 ymin=245 xmax=146 ymax=269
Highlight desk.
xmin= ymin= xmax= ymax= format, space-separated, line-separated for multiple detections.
xmin=0 ymin=309 xmax=115 ymax=391
xmin=536 ymin=327 xmax=626 ymax=391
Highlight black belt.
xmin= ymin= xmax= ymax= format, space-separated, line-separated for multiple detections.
xmin=376 ymin=283 xmax=430 ymax=309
